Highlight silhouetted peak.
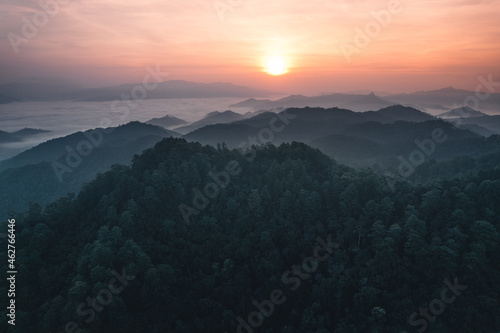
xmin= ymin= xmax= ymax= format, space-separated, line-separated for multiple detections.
xmin=438 ymin=106 xmax=488 ymax=118
xmin=278 ymin=94 xmax=307 ymax=102
xmin=436 ymin=86 xmax=458 ymax=93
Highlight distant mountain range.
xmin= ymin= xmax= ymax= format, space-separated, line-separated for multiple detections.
xmin=438 ymin=106 xmax=488 ymax=118
xmin=0 ymin=80 xmax=281 ymax=103
xmin=447 ymin=115 xmax=500 ymax=135
xmin=184 ymin=105 xmax=475 ymax=164
xmin=0 ymin=78 xmax=82 ymax=103
xmin=173 ymin=110 xmax=246 ymax=134
xmin=146 ymin=115 xmax=188 ymax=129
xmin=386 ymin=87 xmax=500 ymax=112
xmin=230 ymin=87 xmax=500 ymax=114
xmin=229 ymin=92 xmax=394 ymax=112
xmin=429 ymin=106 xmax=500 ymax=135
xmin=0 ymin=122 xmax=179 ymax=220
xmin=183 ymin=105 xmax=497 ymax=169
xmin=0 ymin=128 xmax=50 ymax=143
xmin=0 ymin=122 xmax=178 ymax=172
xmin=3 ymin=78 xmax=500 ymax=114
xmin=229 ymin=97 xmax=272 ymax=108
xmin=4 ymin=104 xmax=500 ymax=221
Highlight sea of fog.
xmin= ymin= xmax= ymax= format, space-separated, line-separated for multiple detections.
xmin=0 ymin=97 xmax=253 ymax=161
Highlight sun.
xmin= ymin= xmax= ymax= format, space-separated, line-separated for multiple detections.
xmin=264 ymin=56 xmax=289 ymax=76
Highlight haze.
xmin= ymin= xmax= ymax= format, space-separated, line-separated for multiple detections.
xmin=1 ymin=0 xmax=500 ymax=94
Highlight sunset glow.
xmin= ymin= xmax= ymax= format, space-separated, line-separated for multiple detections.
xmin=264 ymin=56 xmax=289 ymax=76
xmin=0 ymin=0 xmax=499 ymax=93
xmin=1 ymin=2 xmax=500 ymax=331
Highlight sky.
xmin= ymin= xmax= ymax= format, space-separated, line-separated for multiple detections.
xmin=1 ymin=0 xmax=499 ymax=94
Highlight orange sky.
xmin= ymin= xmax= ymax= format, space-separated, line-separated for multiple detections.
xmin=1 ymin=0 xmax=499 ymax=94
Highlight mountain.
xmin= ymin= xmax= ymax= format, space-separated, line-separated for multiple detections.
xmin=2 ymin=105 xmax=497 ymax=222
xmin=386 ymin=87 xmax=500 ymax=112
xmin=196 ymin=105 xmax=433 ymax=145
xmin=182 ymin=106 xmax=491 ymax=168
xmin=8 ymin=137 xmax=500 ymax=333
xmin=374 ymin=105 xmax=435 ymax=122
xmin=310 ymin=134 xmax=382 ymax=162
xmin=241 ymin=108 xmax=279 ymax=118
xmin=0 ymin=122 xmax=179 ymax=220
xmin=340 ymin=92 xmax=394 ymax=112
xmin=334 ymin=89 xmax=393 ymax=96
xmin=229 ymin=87 xmax=500 ymax=115
xmin=0 ymin=79 xmax=280 ymax=103
xmin=0 ymin=122 xmax=178 ymax=172
xmin=0 ymin=128 xmax=51 ymax=143
xmin=72 ymin=80 xmax=280 ymax=102
xmin=0 ymin=104 xmax=435 ymax=213
xmin=311 ymin=119 xmax=485 ymax=165
xmin=174 ymin=110 xmax=245 ymax=134
xmin=447 ymin=115 xmax=500 ymax=134
xmin=184 ymin=123 xmax=257 ymax=148
xmin=228 ymin=98 xmax=272 ymax=108
xmin=408 ymin=141 xmax=500 ymax=180
xmin=438 ymin=106 xmax=488 ymax=118
xmin=422 ymin=86 xmax=471 ymax=94
xmin=146 ymin=115 xmax=188 ymax=129
xmin=452 ymin=123 xmax=494 ymax=137
xmin=0 ymin=78 xmax=82 ymax=102
xmin=229 ymin=92 xmax=394 ymax=112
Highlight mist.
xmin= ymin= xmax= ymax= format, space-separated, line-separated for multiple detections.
xmin=0 ymin=97 xmax=252 ymax=160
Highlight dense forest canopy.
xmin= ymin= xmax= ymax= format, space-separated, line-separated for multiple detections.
xmin=1 ymin=137 xmax=499 ymax=332
xmin=3 ymin=106 xmax=500 ymax=223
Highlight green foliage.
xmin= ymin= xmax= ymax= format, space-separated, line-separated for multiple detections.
xmin=1 ymin=137 xmax=499 ymax=332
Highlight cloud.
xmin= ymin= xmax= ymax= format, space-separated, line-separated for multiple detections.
xmin=0 ymin=0 xmax=499 ymax=93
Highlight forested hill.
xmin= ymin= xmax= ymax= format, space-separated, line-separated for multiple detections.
xmin=2 ymin=138 xmax=499 ymax=332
